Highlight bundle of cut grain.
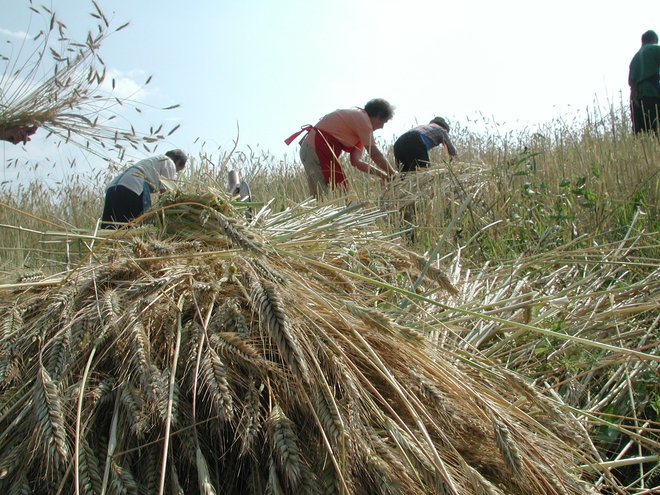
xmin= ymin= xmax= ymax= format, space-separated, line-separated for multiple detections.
xmin=0 ymin=190 xmax=603 ymax=494
xmin=380 ymin=162 xmax=488 ymax=211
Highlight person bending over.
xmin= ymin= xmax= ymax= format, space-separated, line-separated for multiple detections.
xmin=393 ymin=117 xmax=457 ymax=172
xmin=101 ymin=149 xmax=188 ymax=229
xmin=286 ymin=98 xmax=397 ymax=198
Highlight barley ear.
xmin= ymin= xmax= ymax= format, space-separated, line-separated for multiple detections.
xmin=200 ymin=347 xmax=234 ymax=421
xmin=110 ymin=460 xmax=138 ymax=494
xmin=493 ymin=418 xmax=523 ymax=476
xmin=1 ymin=305 xmax=23 ymax=341
xmin=252 ymin=280 xmax=309 ymax=384
xmin=237 ymin=378 xmax=263 ymax=458
xmin=269 ymin=404 xmax=303 ymax=490
xmin=78 ymin=437 xmax=103 ymax=495
xmin=33 ymin=362 xmax=69 ymax=471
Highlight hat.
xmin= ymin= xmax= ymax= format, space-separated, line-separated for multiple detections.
xmin=430 ymin=117 xmax=450 ymax=132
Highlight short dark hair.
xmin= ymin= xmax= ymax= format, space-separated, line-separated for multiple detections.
xmin=165 ymin=149 xmax=188 ymax=168
xmin=430 ymin=117 xmax=450 ymax=132
xmin=641 ymin=30 xmax=658 ymax=44
xmin=364 ymin=98 xmax=394 ymax=121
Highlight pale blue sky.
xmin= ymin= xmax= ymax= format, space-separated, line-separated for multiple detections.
xmin=1 ymin=0 xmax=659 ymax=186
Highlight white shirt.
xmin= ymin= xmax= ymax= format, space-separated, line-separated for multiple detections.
xmin=107 ymin=155 xmax=177 ymax=195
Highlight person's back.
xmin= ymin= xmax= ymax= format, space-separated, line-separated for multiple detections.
xmin=101 ymin=149 xmax=187 ymax=229
xmin=108 ymin=155 xmax=177 ymax=195
xmin=313 ymin=107 xmax=375 ymax=152
xmin=287 ymin=99 xmax=396 ymax=197
xmin=629 ymin=30 xmax=660 ymax=134
xmin=394 ymin=117 xmax=457 ymax=172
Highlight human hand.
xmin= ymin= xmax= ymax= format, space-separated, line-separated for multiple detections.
xmin=382 ymin=169 xmax=398 ymax=183
xmin=0 ymin=125 xmax=39 ymax=145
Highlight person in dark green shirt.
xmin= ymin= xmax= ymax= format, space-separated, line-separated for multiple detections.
xmin=628 ymin=30 xmax=660 ymax=135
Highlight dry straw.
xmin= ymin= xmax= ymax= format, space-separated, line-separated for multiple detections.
xmin=0 ymin=1 xmax=180 ymax=161
xmin=0 ymin=187 xmax=610 ymax=494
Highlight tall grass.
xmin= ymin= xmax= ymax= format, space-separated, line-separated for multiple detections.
xmin=1 ymin=101 xmax=657 ymax=272
xmin=0 ymin=4 xmax=658 ymax=492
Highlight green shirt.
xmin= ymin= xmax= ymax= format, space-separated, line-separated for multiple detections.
xmin=629 ymin=44 xmax=660 ymax=98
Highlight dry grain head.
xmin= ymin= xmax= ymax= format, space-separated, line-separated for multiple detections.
xmin=0 ymin=189 xmax=602 ymax=494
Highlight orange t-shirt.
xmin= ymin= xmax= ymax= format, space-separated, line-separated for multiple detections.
xmin=307 ymin=107 xmax=374 ymax=151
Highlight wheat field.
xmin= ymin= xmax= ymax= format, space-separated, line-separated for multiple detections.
xmin=1 ymin=2 xmax=659 ymax=494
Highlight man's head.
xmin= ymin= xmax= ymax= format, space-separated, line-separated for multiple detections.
xmin=430 ymin=117 xmax=450 ymax=132
xmin=165 ymin=149 xmax=188 ymax=171
xmin=641 ymin=30 xmax=658 ymax=45
xmin=364 ymin=98 xmax=394 ymax=130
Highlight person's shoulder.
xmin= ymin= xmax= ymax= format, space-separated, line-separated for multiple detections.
xmin=335 ymin=107 xmax=362 ymax=117
xmin=347 ymin=107 xmax=369 ymax=122
xmin=641 ymin=43 xmax=660 ymax=54
xmin=135 ymin=154 xmax=168 ymax=167
xmin=149 ymin=154 xmax=171 ymax=164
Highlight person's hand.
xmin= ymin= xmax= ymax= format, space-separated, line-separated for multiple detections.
xmin=382 ymin=169 xmax=398 ymax=184
xmin=0 ymin=125 xmax=39 ymax=145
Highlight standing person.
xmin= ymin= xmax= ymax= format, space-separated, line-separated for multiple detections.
xmin=101 ymin=149 xmax=188 ymax=229
xmin=286 ymin=98 xmax=397 ymax=198
xmin=393 ymin=117 xmax=458 ymax=172
xmin=628 ymin=30 xmax=660 ymax=135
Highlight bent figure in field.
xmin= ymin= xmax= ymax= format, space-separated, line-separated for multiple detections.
xmin=227 ymin=170 xmax=252 ymax=203
xmin=394 ymin=117 xmax=457 ymax=172
xmin=0 ymin=124 xmax=39 ymax=145
xmin=286 ymin=98 xmax=397 ymax=198
xmin=101 ymin=149 xmax=188 ymax=229
xmin=628 ymin=29 xmax=660 ymax=135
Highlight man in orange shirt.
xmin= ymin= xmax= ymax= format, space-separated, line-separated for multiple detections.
xmin=286 ymin=98 xmax=397 ymax=197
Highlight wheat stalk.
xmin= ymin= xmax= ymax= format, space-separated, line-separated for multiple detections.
xmin=1 ymin=2 xmax=181 ymax=160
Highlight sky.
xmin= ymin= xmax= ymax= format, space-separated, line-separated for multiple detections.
xmin=1 ymin=0 xmax=659 ymax=187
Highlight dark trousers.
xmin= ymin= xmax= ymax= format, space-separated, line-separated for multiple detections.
xmin=393 ymin=131 xmax=430 ymax=172
xmin=632 ymin=97 xmax=660 ymax=135
xmin=101 ymin=185 xmax=144 ymax=229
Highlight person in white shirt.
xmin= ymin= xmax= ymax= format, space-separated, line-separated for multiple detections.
xmin=100 ymin=149 xmax=187 ymax=229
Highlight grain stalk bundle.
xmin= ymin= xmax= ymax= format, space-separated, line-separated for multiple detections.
xmin=0 ymin=189 xmax=613 ymax=494
xmin=0 ymin=1 xmax=180 ymax=161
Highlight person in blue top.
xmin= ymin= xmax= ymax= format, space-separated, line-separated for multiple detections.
xmin=628 ymin=30 xmax=660 ymax=135
xmin=393 ymin=117 xmax=458 ymax=172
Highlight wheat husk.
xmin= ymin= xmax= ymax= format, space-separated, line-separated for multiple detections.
xmin=0 ymin=189 xmax=606 ymax=494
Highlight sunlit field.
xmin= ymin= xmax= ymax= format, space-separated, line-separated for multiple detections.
xmin=2 ymin=104 xmax=657 ymax=270
xmin=0 ymin=2 xmax=658 ymax=494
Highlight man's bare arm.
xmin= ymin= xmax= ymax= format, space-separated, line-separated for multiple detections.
xmin=366 ymin=145 xmax=396 ymax=176
xmin=349 ymin=148 xmax=388 ymax=179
